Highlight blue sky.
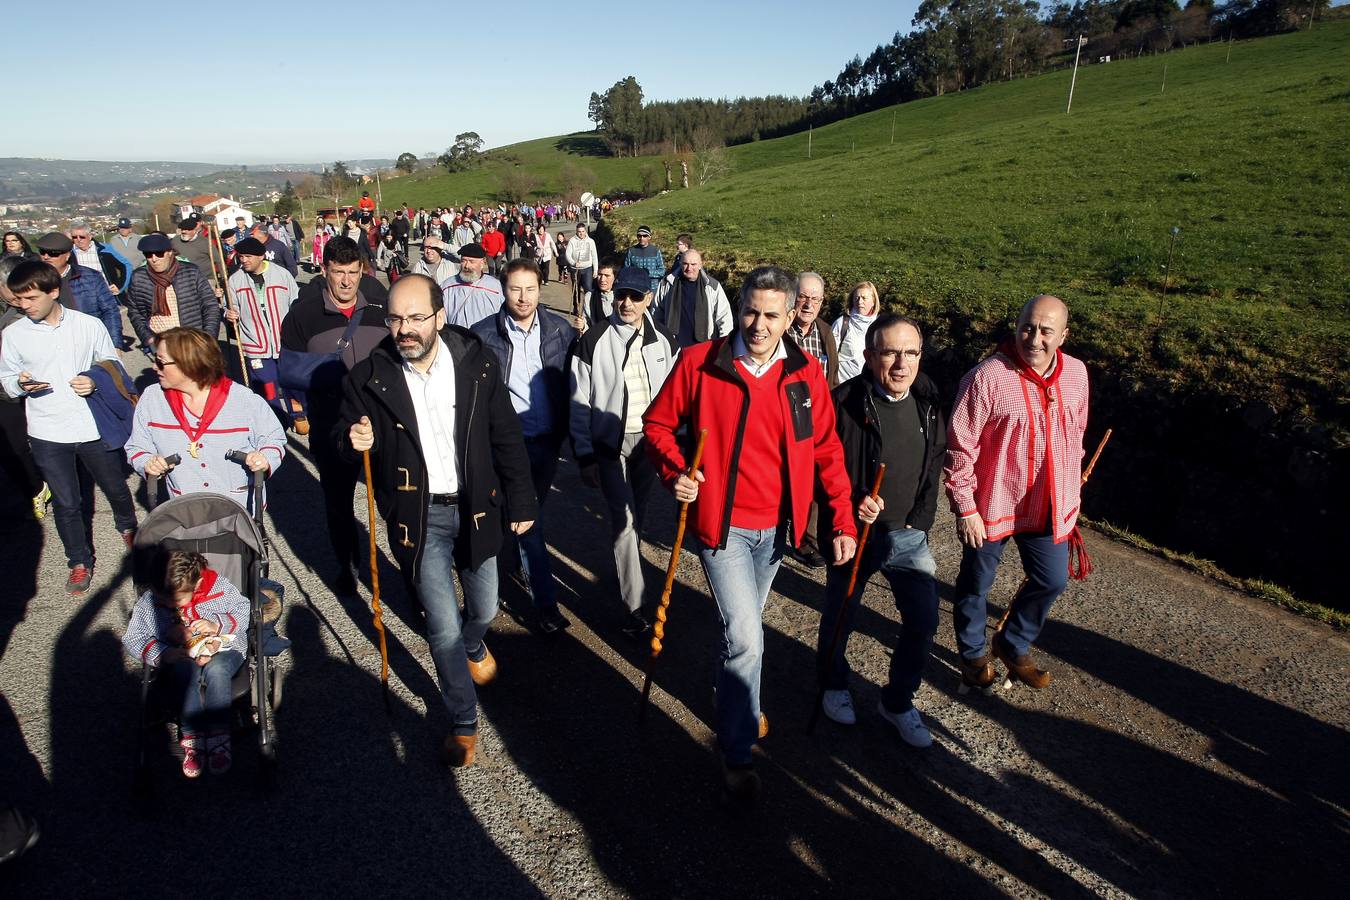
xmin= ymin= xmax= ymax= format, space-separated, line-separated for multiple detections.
xmin=8 ymin=0 xmax=920 ymax=163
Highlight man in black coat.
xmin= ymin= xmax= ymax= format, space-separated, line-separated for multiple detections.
xmin=340 ymin=273 xmax=537 ymax=769
xmin=814 ymin=313 xmax=947 ymax=748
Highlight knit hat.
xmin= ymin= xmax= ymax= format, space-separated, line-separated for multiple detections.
xmin=636 ymin=225 xmax=652 ymax=237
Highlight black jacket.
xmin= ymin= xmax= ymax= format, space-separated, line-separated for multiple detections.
xmin=470 ymin=307 xmax=577 ymax=441
xmin=337 ymin=326 xmax=537 ymax=577
xmin=126 ymin=262 xmax=221 ymax=346
xmin=817 ymin=370 xmax=947 ymax=546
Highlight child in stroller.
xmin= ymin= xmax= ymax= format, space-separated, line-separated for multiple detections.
xmin=123 ymin=548 xmax=249 ymax=778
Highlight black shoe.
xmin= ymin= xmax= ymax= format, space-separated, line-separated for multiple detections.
xmin=621 ymin=609 xmax=652 ymax=639
xmin=537 ymin=606 xmax=571 ymax=634
xmin=721 ymin=761 xmax=760 ymax=805
xmin=0 ymin=805 xmax=40 ymax=865
xmin=792 ymin=547 xmax=827 ymax=569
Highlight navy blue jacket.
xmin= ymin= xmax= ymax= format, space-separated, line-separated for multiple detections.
xmin=470 ymin=307 xmax=577 ymax=442
xmin=82 ymin=359 xmax=138 ymax=448
xmin=63 ymin=264 xmax=123 ymax=347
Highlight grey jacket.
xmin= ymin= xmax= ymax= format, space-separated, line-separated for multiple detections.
xmin=568 ymin=313 xmax=679 ymax=465
xmin=651 ymin=271 xmax=734 ymax=346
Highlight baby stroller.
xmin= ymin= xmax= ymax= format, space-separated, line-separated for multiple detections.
xmin=132 ymin=452 xmax=284 ymax=792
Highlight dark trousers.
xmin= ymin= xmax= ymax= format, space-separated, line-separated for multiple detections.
xmin=28 ymin=435 xmax=137 ymax=568
xmin=817 ymin=527 xmax=938 ymax=712
xmin=0 ymin=401 xmax=42 ymax=499
xmin=311 ymin=422 xmax=359 ymax=572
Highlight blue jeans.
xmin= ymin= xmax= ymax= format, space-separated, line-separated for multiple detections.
xmin=698 ymin=527 xmax=783 ymax=767
xmin=575 ymin=266 xmax=594 ymax=295
xmin=418 ymin=502 xmax=499 ymax=728
xmin=28 ymin=436 xmax=137 ymax=568
xmin=165 ymin=649 xmax=245 ymax=736
xmin=514 ymin=438 xmax=559 ymax=609
xmin=818 ymin=527 xmax=938 ymax=712
xmin=952 ymin=525 xmax=1069 ymax=659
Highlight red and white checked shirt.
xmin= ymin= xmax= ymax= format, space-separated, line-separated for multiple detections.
xmin=944 ymin=348 xmax=1090 ymax=543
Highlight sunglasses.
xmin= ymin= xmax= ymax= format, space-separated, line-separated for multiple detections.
xmin=152 ymin=358 xmax=177 ymax=370
xmin=146 ymin=250 xmax=173 ymax=258
xmin=39 ymin=249 xmax=66 ymax=257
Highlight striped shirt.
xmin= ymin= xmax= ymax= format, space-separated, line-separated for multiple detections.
xmin=622 ymin=330 xmax=651 ymax=434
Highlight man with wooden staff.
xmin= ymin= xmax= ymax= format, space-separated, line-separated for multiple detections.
xmin=945 ymin=294 xmax=1090 ymax=692
xmin=224 ymin=237 xmax=301 ymax=431
xmin=643 ymin=265 xmax=857 ymax=803
xmin=340 ymin=273 xmax=536 ymax=768
xmin=815 ymin=313 xmax=946 ymax=746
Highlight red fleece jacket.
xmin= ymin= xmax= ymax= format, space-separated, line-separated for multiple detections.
xmin=643 ymin=336 xmax=857 ymax=550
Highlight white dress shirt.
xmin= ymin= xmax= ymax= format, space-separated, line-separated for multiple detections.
xmin=731 ymin=332 xmax=788 ymax=379
xmin=0 ymin=307 xmax=118 ymax=442
xmin=401 ymin=337 xmax=459 ymax=495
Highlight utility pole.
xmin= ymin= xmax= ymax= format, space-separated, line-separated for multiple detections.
xmin=890 ymin=110 xmax=896 ymax=144
xmin=808 ymin=124 xmax=812 ymax=159
xmin=1066 ymin=35 xmax=1086 ymax=115
xmin=1161 ymin=61 xmax=1168 ymax=94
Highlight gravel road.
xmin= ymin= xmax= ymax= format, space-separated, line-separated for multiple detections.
xmin=1 ymin=287 xmax=1346 ymax=898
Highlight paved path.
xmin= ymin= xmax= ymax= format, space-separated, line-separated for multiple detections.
xmin=1 ymin=303 xmax=1347 ymax=898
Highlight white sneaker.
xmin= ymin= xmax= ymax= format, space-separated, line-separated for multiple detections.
xmin=877 ymin=701 xmax=932 ymax=748
xmin=821 ymin=689 xmax=856 ymax=725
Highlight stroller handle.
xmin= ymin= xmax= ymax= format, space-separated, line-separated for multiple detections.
xmin=144 ymin=454 xmax=182 ymax=512
xmin=226 ymin=450 xmax=269 ymax=553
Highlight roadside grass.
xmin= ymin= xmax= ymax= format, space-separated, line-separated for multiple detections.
xmin=1087 ymin=519 xmax=1350 ymax=631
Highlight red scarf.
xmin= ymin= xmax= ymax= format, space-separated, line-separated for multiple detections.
xmin=165 ymin=379 xmax=232 ymax=450
xmin=146 ymin=256 xmax=181 ymax=318
xmin=998 ymin=338 xmax=1063 ymax=402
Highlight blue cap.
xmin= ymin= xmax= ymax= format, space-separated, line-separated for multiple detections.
xmin=137 ymin=232 xmax=173 ymax=253
xmin=117 ymin=217 xmax=133 ymax=229
xmin=613 ymin=266 xmax=650 ymax=297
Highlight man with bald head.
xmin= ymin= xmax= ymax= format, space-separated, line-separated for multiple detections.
xmin=944 ymin=295 xmax=1090 ymax=692
xmin=651 ymin=248 xmax=733 ymax=348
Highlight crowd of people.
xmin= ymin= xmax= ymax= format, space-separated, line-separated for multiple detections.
xmin=0 ymin=210 xmax=1089 ymax=805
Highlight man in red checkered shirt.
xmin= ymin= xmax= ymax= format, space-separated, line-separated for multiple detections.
xmin=944 ymin=295 xmax=1089 ymax=692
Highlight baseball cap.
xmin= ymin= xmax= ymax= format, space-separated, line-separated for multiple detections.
xmin=613 ymin=266 xmax=651 ymax=297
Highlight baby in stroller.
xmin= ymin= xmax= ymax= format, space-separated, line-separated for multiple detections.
xmin=123 ymin=548 xmax=249 ymax=778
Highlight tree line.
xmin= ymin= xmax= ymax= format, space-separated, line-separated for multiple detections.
xmin=587 ymin=0 xmax=1331 ymax=156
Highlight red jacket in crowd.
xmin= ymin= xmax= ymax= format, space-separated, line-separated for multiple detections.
xmin=481 ymin=230 xmax=506 ymax=258
xmin=643 ymin=336 xmax=857 ymax=550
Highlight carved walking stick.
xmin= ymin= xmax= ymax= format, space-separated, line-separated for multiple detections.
xmin=363 ymin=449 xmax=391 ymax=710
xmin=807 ymin=464 xmax=886 ymax=734
xmin=638 ymin=428 xmax=709 ymax=723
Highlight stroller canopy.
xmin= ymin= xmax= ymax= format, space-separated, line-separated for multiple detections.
xmin=133 ymin=492 xmax=265 ymax=592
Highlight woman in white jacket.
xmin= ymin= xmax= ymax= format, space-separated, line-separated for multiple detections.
xmin=831 ymin=281 xmax=880 ymax=382
xmin=533 ymin=224 xmax=558 ymax=284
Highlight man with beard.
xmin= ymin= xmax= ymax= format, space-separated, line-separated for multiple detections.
xmin=440 ymin=243 xmax=502 ymax=329
xmin=279 ymin=237 xmax=389 ymax=594
xmin=341 ymin=273 xmax=535 ymax=767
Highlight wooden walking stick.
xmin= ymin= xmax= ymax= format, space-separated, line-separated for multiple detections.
xmin=208 ymin=224 xmax=250 ymax=388
xmin=992 ymin=428 xmax=1114 ymax=634
xmin=362 ymin=449 xmax=391 ymax=710
xmin=638 ymin=428 xmax=709 ymax=723
xmin=807 ymin=464 xmax=886 ymax=734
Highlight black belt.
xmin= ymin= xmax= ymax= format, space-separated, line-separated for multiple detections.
xmin=428 ymin=493 xmax=458 ymax=506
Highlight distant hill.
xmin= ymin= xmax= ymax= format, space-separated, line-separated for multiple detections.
xmin=0 ymin=157 xmax=396 ymax=203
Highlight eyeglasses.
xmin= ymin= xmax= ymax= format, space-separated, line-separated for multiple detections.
xmin=72 ymin=234 xmax=90 ymax=241
xmin=146 ymin=250 xmax=173 ymax=258
xmin=383 ymin=314 xmax=435 ymax=328
xmin=152 ymin=358 xmax=177 ymax=370
xmin=39 ymin=249 xmax=66 ymax=257
xmin=875 ymin=349 xmax=922 ymax=363
xmin=797 ymin=295 xmax=823 ymax=304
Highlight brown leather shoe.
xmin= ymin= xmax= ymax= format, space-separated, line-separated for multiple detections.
xmin=958 ymin=654 xmax=997 ymax=691
xmin=757 ymin=713 xmax=769 ymax=740
xmin=994 ymin=635 xmax=1052 ymax=689
xmin=467 ymin=645 xmax=497 ymax=686
xmin=291 ymin=416 xmax=310 ymax=436
xmin=442 ymin=732 xmax=477 ymax=768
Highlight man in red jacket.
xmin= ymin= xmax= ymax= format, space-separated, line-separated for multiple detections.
xmin=644 ymin=265 xmax=857 ymax=803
